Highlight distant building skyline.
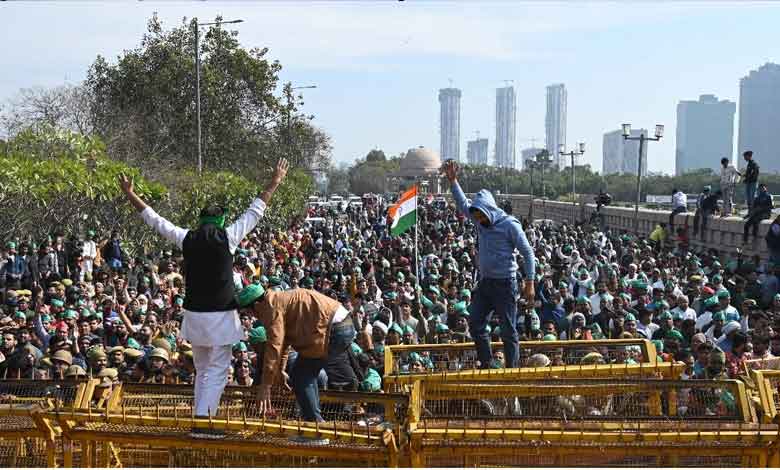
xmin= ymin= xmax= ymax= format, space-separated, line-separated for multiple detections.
xmin=675 ymin=94 xmax=735 ymax=175
xmin=738 ymin=62 xmax=780 ymax=173
xmin=545 ymin=83 xmax=567 ymax=169
xmin=495 ymin=86 xmax=517 ymax=169
xmin=467 ymin=137 xmax=489 ymax=166
xmin=603 ymin=128 xmax=648 ymax=176
xmin=438 ymin=87 xmax=461 ymax=163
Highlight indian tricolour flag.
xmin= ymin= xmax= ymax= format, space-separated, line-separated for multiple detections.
xmin=388 ymin=185 xmax=417 ymax=236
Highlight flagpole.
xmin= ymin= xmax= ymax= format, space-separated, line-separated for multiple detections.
xmin=414 ymin=182 xmax=420 ymax=285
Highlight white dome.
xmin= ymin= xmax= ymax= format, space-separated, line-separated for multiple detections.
xmin=400 ymin=147 xmax=441 ymax=173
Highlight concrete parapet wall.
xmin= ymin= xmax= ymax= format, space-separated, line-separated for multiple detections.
xmin=452 ymin=193 xmax=772 ymax=259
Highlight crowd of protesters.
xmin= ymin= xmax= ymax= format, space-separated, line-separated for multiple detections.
xmin=0 ymin=168 xmax=779 ymax=400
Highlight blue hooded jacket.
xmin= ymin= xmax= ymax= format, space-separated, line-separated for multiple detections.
xmin=451 ymin=182 xmax=535 ymax=280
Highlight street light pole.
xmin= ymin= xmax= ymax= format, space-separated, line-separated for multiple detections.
xmin=558 ymin=142 xmax=585 ymax=225
xmin=194 ymin=17 xmax=244 ymax=174
xmin=622 ymin=123 xmax=664 ymax=234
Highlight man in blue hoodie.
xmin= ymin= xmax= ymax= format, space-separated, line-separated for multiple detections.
xmin=443 ymin=160 xmax=536 ymax=369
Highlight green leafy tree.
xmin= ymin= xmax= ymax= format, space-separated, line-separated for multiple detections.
xmin=0 ymin=127 xmax=166 ymax=252
xmin=85 ymin=14 xmax=328 ymax=176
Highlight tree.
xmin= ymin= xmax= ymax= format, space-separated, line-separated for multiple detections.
xmin=1 ymin=85 xmax=93 ymax=137
xmin=348 ymin=151 xmax=400 ymax=195
xmin=0 ymin=127 xmax=313 ymax=255
xmin=84 ymin=14 xmax=329 ymax=176
xmin=325 ymin=164 xmax=349 ymax=195
xmin=365 ymin=149 xmax=386 ymax=163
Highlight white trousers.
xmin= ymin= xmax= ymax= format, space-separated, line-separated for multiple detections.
xmin=191 ymin=345 xmax=233 ymax=417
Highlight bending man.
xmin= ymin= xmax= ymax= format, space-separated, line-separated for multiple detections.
xmin=443 ymin=160 xmax=536 ymax=369
xmin=237 ymin=284 xmax=355 ymax=444
xmin=119 ymin=159 xmax=288 ymax=438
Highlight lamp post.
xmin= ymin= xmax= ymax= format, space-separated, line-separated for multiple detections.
xmin=558 ymin=142 xmax=585 ymax=224
xmin=535 ymin=150 xmax=553 ymax=221
xmin=194 ymin=18 xmax=244 ymax=174
xmin=622 ymin=123 xmax=664 ymax=233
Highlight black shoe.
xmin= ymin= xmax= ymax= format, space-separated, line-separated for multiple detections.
xmin=189 ymin=427 xmax=225 ymax=439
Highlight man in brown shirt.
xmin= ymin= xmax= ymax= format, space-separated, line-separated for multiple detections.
xmin=237 ymin=284 xmax=353 ymax=424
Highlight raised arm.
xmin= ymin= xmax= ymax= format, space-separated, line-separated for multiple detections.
xmin=226 ymin=159 xmax=289 ymax=253
xmin=119 ymin=174 xmax=188 ymax=249
xmin=443 ymin=160 xmax=473 ymax=220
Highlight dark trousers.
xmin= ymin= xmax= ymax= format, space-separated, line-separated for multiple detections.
xmin=744 ymin=212 xmax=769 ymax=242
xmin=692 ymin=209 xmax=712 ymax=239
xmin=669 ymin=206 xmax=686 ymax=231
xmin=467 ymin=278 xmax=519 ymax=369
xmin=291 ymin=317 xmax=355 ymax=422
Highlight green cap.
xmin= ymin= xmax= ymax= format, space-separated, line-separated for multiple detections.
xmin=454 ymin=301 xmax=468 ymax=315
xmin=543 ymin=334 xmax=558 ymax=341
xmin=576 ymin=295 xmax=589 ymax=304
xmin=63 ymin=309 xmax=78 ymax=320
xmin=389 ymin=323 xmax=403 ymax=336
xmin=712 ymin=311 xmax=726 ymax=321
xmin=460 ymin=289 xmax=471 ymax=298
xmin=5 ymin=242 xmax=16 ymax=249
xmin=703 ymin=296 xmax=719 ymax=309
xmin=384 ymin=291 xmax=398 ymax=300
xmin=248 ymin=326 xmax=267 ymax=344
xmin=436 ymin=323 xmax=450 ymax=334
xmin=658 ymin=311 xmax=672 ymax=321
xmin=402 ymin=325 xmax=415 ymax=336
xmin=237 ymin=284 xmax=265 ymax=308
xmin=232 ymin=341 xmax=248 ymax=352
xmin=664 ymin=329 xmax=684 ymax=342
xmin=50 ymin=299 xmax=64 ymax=308
xmin=624 ymin=312 xmax=636 ymax=322
xmin=717 ymin=289 xmax=730 ymax=299
xmin=126 ymin=338 xmax=141 ymax=350
xmin=428 ymin=286 xmax=440 ymax=296
xmin=301 ymin=277 xmax=314 ymax=288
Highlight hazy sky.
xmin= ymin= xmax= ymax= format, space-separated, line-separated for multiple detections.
xmin=2 ymin=1 xmax=779 ymax=174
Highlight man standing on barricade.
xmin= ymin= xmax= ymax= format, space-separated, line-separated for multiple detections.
xmin=443 ymin=160 xmax=536 ymax=369
xmin=119 ymin=159 xmax=288 ymax=439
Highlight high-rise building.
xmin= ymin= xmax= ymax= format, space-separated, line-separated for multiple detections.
xmin=520 ymin=147 xmax=545 ymax=170
xmin=675 ymin=94 xmax=736 ymax=176
xmin=495 ymin=86 xmax=516 ymax=169
xmin=467 ymin=138 xmax=489 ymax=166
xmin=545 ymin=83 xmax=567 ymax=169
xmin=602 ymin=128 xmax=648 ymax=176
xmin=438 ymin=88 xmax=461 ymax=162
xmin=738 ymin=63 xmax=780 ymax=173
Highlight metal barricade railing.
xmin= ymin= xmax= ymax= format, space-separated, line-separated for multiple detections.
xmin=385 ymin=361 xmax=685 ymax=392
xmin=752 ymin=370 xmax=780 ymax=423
xmin=48 ymin=382 xmax=407 ymax=468
xmin=385 ymin=339 xmax=657 ymax=378
xmin=414 ymin=379 xmax=757 ymax=425
xmin=0 ymin=379 xmax=90 ymax=467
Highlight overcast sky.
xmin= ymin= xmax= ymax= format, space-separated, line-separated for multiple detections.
xmin=2 ymin=1 xmax=779 ymax=174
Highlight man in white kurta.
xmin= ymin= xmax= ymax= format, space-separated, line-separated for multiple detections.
xmin=119 ymin=160 xmax=288 ymax=429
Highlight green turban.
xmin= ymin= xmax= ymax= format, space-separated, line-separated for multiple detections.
xmin=237 ymin=284 xmax=265 ymax=308
xmin=248 ymin=326 xmax=267 ymax=344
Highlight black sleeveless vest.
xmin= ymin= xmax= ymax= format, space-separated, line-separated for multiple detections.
xmin=182 ymin=224 xmax=236 ymax=312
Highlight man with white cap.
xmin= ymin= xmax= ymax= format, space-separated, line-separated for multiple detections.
xmin=119 ymin=159 xmax=288 ymax=439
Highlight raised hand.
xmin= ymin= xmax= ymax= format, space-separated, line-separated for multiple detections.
xmin=442 ymin=160 xmax=459 ymax=183
xmin=118 ymin=174 xmax=134 ymax=195
xmin=272 ymin=158 xmax=289 ymax=185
